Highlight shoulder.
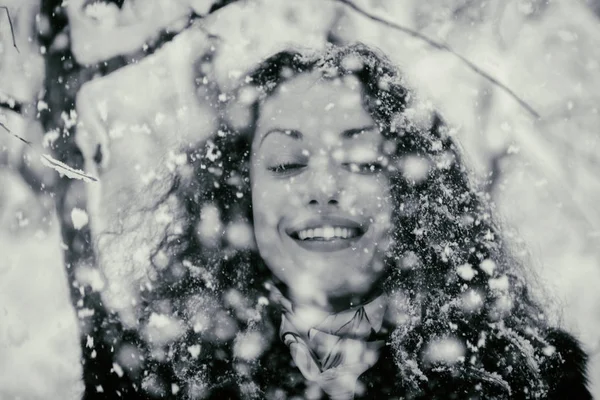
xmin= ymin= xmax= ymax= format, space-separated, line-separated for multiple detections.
xmin=357 ymin=328 xmax=593 ymax=400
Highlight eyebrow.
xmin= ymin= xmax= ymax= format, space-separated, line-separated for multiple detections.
xmin=260 ymin=125 xmax=378 ymax=147
xmin=259 ymin=129 xmax=303 ymax=146
xmin=341 ymin=125 xmax=378 ymax=138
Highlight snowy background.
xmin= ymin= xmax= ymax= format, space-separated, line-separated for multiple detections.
xmin=1 ymin=0 xmax=599 ymax=398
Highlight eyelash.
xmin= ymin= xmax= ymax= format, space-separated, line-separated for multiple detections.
xmin=267 ymin=163 xmax=306 ymax=175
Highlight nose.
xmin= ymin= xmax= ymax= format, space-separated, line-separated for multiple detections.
xmin=309 ymin=198 xmax=339 ymax=206
xmin=305 ymin=158 xmax=342 ymax=208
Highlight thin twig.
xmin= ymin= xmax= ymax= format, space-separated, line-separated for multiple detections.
xmin=40 ymin=154 xmax=98 ymax=182
xmin=0 ymin=6 xmax=20 ymax=53
xmin=335 ymin=0 xmax=540 ymax=119
xmin=0 ymin=120 xmax=32 ymax=144
xmin=1 ymin=119 xmax=98 ymax=182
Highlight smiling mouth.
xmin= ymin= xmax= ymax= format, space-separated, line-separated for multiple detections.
xmin=288 ymin=224 xmax=367 ymax=252
xmin=292 ymin=226 xmax=363 ymax=241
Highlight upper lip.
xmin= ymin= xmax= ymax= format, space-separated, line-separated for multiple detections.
xmin=285 ymin=214 xmax=367 ymax=237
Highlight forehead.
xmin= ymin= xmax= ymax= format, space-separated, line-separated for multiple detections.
xmin=254 ymin=71 xmax=376 ymax=145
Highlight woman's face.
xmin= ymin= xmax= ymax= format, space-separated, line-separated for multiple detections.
xmin=250 ymin=71 xmax=393 ymax=307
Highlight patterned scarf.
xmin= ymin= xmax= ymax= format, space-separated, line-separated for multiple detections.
xmin=270 ymin=287 xmax=388 ymax=400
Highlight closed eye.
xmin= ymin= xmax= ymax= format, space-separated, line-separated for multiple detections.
xmin=267 ymin=163 xmax=307 ymax=175
xmin=342 ymin=162 xmax=384 ymax=174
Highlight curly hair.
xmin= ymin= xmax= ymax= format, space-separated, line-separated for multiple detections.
xmin=103 ymin=44 xmax=589 ymax=400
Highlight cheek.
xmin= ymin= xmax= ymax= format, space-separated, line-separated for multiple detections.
xmin=344 ymin=175 xmax=393 ymax=221
xmin=250 ymin=174 xmax=293 ymax=253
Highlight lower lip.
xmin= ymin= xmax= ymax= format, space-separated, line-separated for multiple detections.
xmin=290 ymin=235 xmax=364 ymax=252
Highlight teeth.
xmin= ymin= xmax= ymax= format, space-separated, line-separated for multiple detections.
xmin=295 ymin=226 xmax=360 ymax=240
xmin=323 ymin=226 xmax=335 ymax=239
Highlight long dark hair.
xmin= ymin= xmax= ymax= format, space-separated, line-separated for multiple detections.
xmin=124 ymin=44 xmax=583 ymax=399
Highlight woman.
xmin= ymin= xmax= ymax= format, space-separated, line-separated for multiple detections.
xmin=83 ymin=44 xmax=591 ymax=399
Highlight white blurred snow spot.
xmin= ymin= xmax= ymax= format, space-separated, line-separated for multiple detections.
xmin=257 ymin=296 xmax=269 ymax=306
xmin=75 ymin=266 xmax=106 ymax=292
xmin=152 ymin=250 xmax=170 ymax=270
xmin=212 ymin=311 xmax=238 ymax=342
xmin=489 ymin=275 xmax=510 ymax=291
xmin=399 ymin=251 xmax=420 ymax=270
xmin=61 ymin=110 xmax=78 ymax=130
xmin=154 ymin=205 xmax=174 ymax=225
xmin=492 ymin=294 xmax=513 ymax=316
xmin=456 ymin=263 xmax=476 ymax=281
xmin=70 ymin=208 xmax=89 ymax=230
xmin=435 ymin=151 xmax=455 ymax=169
xmin=507 ymin=145 xmax=521 ymax=154
xmin=154 ymin=112 xmax=166 ymax=126
xmin=461 ymin=289 xmax=484 ymax=313
xmin=542 ymin=345 xmax=556 ymax=357
xmin=130 ymin=123 xmax=152 ymax=135
xmin=37 ymin=100 xmax=49 ymax=112
xmin=226 ymin=221 xmax=254 ymax=249
xmin=132 ymin=244 xmax=152 ymax=265
xmin=430 ymin=140 xmax=443 ymax=152
xmin=192 ymin=319 xmax=208 ymax=334
xmin=197 ymin=203 xmax=222 ymax=246
xmin=96 ymin=385 xmax=104 ymax=393
xmin=423 ymin=337 xmax=465 ymax=365
xmin=165 ymin=150 xmax=187 ymax=172
xmin=479 ymin=259 xmax=496 ymax=276
xmin=112 ymin=363 xmax=124 ymax=378
xmin=108 ymin=121 xmax=126 ymax=139
xmin=42 ymin=129 xmax=60 ymax=149
xmin=341 ymin=54 xmax=363 ymax=71
xmin=401 ymin=155 xmax=430 ymax=183
xmin=116 ymin=344 xmax=143 ymax=373
xmin=347 ymin=147 xmax=378 ymax=163
xmin=145 ymin=313 xmax=185 ymax=345
xmin=476 ymin=332 xmax=487 ymax=350
xmin=78 ymin=308 xmax=95 ymax=318
xmin=188 ymin=344 xmax=201 ymax=359
xmin=228 ymin=69 xmax=242 ymax=79
xmin=234 ymin=331 xmax=266 ymax=361
xmin=483 ymin=230 xmax=495 ymax=241
xmin=172 ymin=383 xmax=180 ymax=395
xmin=205 ymin=140 xmax=221 ymax=162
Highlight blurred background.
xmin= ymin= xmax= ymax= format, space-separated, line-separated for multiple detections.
xmin=1 ymin=0 xmax=599 ymax=398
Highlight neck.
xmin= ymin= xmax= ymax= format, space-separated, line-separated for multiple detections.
xmin=272 ymin=274 xmax=387 ymax=313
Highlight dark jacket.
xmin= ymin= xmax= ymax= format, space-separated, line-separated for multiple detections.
xmin=358 ymin=329 xmax=592 ymax=400
xmin=80 ymin=316 xmax=591 ymax=400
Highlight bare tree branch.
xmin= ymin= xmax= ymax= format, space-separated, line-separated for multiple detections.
xmin=1 ymin=120 xmax=32 ymax=145
xmin=0 ymin=6 xmax=20 ymax=53
xmin=40 ymin=153 xmax=98 ymax=182
xmin=2 ymin=118 xmax=98 ymax=181
xmin=335 ymin=0 xmax=540 ymax=119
